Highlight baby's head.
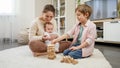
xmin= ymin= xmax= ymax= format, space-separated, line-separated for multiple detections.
xmin=44 ymin=22 xmax=54 ymax=33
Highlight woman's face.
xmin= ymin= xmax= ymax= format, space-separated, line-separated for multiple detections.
xmin=42 ymin=11 xmax=54 ymax=22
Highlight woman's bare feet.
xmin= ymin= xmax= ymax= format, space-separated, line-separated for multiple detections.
xmin=33 ymin=52 xmax=41 ymax=57
xmin=33 ymin=52 xmax=47 ymax=57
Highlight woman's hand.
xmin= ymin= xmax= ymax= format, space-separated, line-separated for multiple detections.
xmin=69 ymin=46 xmax=79 ymax=51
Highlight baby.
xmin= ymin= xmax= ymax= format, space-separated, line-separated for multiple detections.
xmin=44 ymin=22 xmax=59 ymax=52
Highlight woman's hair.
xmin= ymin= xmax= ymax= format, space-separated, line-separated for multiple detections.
xmin=75 ymin=4 xmax=92 ymax=19
xmin=43 ymin=4 xmax=55 ymax=16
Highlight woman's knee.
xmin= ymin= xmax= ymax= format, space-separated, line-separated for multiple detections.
xmin=28 ymin=40 xmax=37 ymax=47
xmin=28 ymin=40 xmax=38 ymax=52
xmin=28 ymin=40 xmax=47 ymax=53
xmin=59 ymin=41 xmax=71 ymax=53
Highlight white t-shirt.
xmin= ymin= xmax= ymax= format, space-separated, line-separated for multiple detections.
xmin=44 ymin=32 xmax=59 ymax=52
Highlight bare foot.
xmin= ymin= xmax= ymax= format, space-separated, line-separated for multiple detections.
xmin=33 ymin=52 xmax=47 ymax=57
xmin=33 ymin=52 xmax=41 ymax=57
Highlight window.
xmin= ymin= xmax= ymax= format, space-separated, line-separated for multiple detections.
xmin=0 ymin=0 xmax=15 ymax=15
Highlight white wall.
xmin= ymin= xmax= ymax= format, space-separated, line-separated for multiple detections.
xmin=12 ymin=0 xmax=35 ymax=39
xmin=65 ymin=0 xmax=76 ymax=32
xmin=35 ymin=0 xmax=52 ymax=17
xmin=0 ymin=0 xmax=35 ymax=40
xmin=80 ymin=0 xmax=91 ymax=4
xmin=16 ymin=0 xmax=35 ymax=28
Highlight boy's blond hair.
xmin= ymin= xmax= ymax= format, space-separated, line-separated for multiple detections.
xmin=75 ymin=4 xmax=92 ymax=19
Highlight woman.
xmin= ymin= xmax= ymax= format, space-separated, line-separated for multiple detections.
xmin=29 ymin=4 xmax=71 ymax=57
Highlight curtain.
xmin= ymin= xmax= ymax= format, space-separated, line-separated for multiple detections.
xmin=0 ymin=0 xmax=16 ymax=49
xmin=0 ymin=0 xmax=35 ymax=50
xmin=0 ymin=15 xmax=16 ymax=43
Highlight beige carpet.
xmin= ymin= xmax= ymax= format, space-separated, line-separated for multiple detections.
xmin=0 ymin=45 xmax=112 ymax=68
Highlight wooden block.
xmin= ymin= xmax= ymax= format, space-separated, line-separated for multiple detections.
xmin=47 ymin=44 xmax=56 ymax=60
xmin=71 ymin=59 xmax=78 ymax=65
xmin=60 ymin=56 xmax=79 ymax=65
xmin=60 ymin=56 xmax=65 ymax=63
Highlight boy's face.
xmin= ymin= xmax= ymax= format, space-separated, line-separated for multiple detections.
xmin=45 ymin=24 xmax=54 ymax=33
xmin=76 ymin=10 xmax=88 ymax=23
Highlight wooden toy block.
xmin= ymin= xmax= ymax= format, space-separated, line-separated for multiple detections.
xmin=47 ymin=44 xmax=56 ymax=60
xmin=60 ymin=56 xmax=78 ymax=65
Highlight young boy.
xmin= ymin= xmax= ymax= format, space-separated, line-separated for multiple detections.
xmin=52 ymin=4 xmax=96 ymax=59
xmin=44 ymin=23 xmax=59 ymax=52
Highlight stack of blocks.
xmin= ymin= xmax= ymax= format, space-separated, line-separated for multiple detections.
xmin=47 ymin=44 xmax=56 ymax=60
xmin=60 ymin=56 xmax=78 ymax=65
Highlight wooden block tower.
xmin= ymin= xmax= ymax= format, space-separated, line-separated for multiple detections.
xmin=47 ymin=44 xmax=56 ymax=60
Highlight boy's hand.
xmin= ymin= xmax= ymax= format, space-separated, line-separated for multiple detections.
xmin=51 ymin=39 xmax=58 ymax=44
xmin=69 ymin=46 xmax=78 ymax=51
